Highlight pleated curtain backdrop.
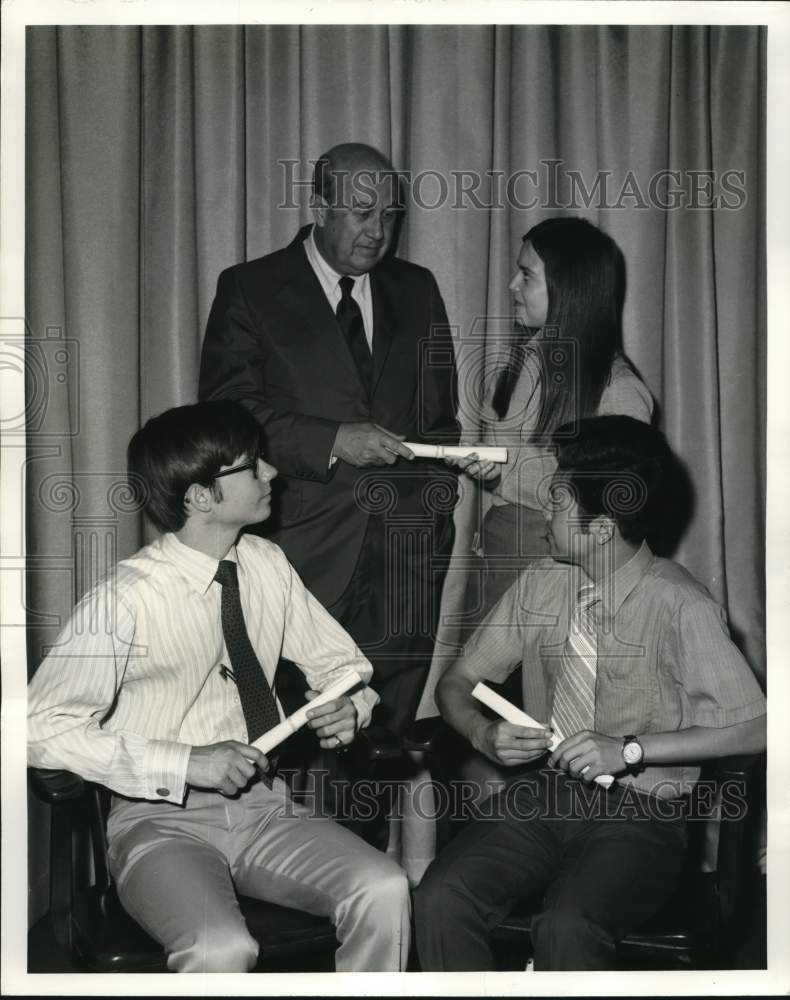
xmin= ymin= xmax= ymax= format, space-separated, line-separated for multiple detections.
xmin=25 ymin=24 xmax=765 ymax=707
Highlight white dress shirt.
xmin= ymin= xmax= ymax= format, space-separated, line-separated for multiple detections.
xmin=304 ymin=226 xmax=374 ymax=351
xmin=27 ymin=533 xmax=378 ymax=805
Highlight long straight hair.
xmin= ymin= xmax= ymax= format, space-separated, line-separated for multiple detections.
xmin=524 ymin=217 xmax=627 ymax=438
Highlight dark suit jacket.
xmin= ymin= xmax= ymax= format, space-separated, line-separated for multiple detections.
xmin=199 ymin=225 xmax=459 ymax=607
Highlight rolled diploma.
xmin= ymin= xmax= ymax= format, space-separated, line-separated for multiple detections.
xmin=472 ymin=682 xmax=614 ymax=789
xmin=403 ymin=442 xmax=508 ymax=464
xmin=250 ymin=670 xmax=364 ymax=756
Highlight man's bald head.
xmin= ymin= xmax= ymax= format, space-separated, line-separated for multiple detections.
xmin=311 ymin=142 xmax=402 ymax=275
xmin=313 ymin=143 xmax=397 ymax=206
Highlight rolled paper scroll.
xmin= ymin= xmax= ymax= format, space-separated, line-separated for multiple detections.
xmin=471 ymin=681 xmax=615 ymax=789
xmin=403 ymin=442 xmax=508 ymax=464
xmin=250 ymin=670 xmax=364 ymax=756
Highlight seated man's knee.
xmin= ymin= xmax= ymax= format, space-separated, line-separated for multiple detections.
xmin=534 ymin=904 xmax=598 ymax=937
xmin=364 ymin=858 xmax=410 ymax=912
xmin=169 ymin=923 xmax=258 ymax=973
xmin=413 ymin=863 xmax=442 ymax=915
xmin=342 ymin=854 xmax=410 ymax=922
xmin=332 ymin=854 xmax=411 ymax=971
xmin=532 ymin=904 xmax=614 ymax=968
xmin=414 ymin=858 xmax=469 ymax=921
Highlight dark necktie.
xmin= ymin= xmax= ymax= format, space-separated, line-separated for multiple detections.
xmin=337 ymin=275 xmax=373 ymax=388
xmin=214 ymin=559 xmax=279 ymax=784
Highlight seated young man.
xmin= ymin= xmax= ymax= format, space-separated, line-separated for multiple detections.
xmin=414 ymin=415 xmax=766 ymax=971
xmin=27 ymin=400 xmax=410 ymax=973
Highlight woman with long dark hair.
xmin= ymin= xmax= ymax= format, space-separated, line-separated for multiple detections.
xmin=456 ymin=217 xmax=654 ymax=620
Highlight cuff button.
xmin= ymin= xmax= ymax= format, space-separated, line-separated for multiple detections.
xmin=156 ymin=787 xmax=170 ymax=797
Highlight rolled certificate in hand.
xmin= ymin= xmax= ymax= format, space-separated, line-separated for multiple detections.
xmin=403 ymin=442 xmax=508 ymax=464
xmin=472 ymin=682 xmax=614 ymax=789
xmin=250 ymin=670 xmax=364 ymax=756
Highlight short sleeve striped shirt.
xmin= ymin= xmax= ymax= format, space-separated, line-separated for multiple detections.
xmin=459 ymin=542 xmax=765 ymax=798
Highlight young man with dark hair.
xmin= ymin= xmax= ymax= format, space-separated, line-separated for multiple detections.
xmin=28 ymin=400 xmax=410 ymax=973
xmin=414 ymin=415 xmax=765 ymax=971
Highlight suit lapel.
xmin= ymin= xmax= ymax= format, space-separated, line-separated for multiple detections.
xmin=369 ymin=268 xmax=394 ymax=395
xmin=274 ymin=234 xmax=368 ymax=392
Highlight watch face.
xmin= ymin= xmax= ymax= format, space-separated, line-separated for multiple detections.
xmin=623 ymin=741 xmax=643 ymax=766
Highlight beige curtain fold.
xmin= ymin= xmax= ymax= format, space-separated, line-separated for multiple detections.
xmin=25 ymin=23 xmax=765 ymax=917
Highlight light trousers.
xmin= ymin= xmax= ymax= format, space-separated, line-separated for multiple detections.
xmin=107 ymin=778 xmax=411 ymax=973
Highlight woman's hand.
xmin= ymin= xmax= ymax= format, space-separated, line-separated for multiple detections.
xmin=443 ymin=450 xmax=501 ymax=481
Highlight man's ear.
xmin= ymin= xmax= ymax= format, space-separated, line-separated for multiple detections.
xmin=589 ymin=515 xmax=616 ymax=546
xmin=183 ymin=482 xmax=214 ymax=517
xmin=311 ymin=194 xmax=328 ymax=228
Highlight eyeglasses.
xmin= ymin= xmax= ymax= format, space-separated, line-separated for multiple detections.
xmin=213 ymin=458 xmax=258 ymax=480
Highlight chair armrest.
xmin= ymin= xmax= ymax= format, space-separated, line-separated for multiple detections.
xmin=28 ymin=768 xmax=95 ymax=950
xmin=702 ymin=753 xmax=762 ymax=781
xmin=402 ymin=716 xmax=449 ymax=752
xmin=704 ymin=752 xmax=764 ymax=933
xmin=29 ymin=768 xmax=87 ymax=804
xmin=354 ymin=724 xmax=403 ymax=761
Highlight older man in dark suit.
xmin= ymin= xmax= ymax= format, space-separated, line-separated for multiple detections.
xmin=199 ymin=142 xmax=459 ymax=741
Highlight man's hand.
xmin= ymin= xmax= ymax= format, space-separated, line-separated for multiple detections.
xmin=549 ymin=731 xmax=626 ymax=782
xmin=186 ymin=740 xmax=269 ymax=796
xmin=305 ymin=691 xmax=358 ymax=750
xmin=472 ymin=720 xmax=553 ymax=767
xmin=332 ymin=422 xmax=414 ymax=467
xmin=443 ymin=450 xmax=500 ymax=482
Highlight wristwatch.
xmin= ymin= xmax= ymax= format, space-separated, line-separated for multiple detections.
xmin=621 ymin=735 xmax=644 ymax=769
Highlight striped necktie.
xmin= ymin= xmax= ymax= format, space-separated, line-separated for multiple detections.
xmin=550 ymin=584 xmax=599 ymax=741
xmin=214 ymin=559 xmax=279 ymax=786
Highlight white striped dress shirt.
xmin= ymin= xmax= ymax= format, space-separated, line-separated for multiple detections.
xmin=27 ymin=533 xmax=378 ymax=805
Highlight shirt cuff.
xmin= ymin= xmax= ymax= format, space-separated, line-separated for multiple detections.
xmin=351 ymin=685 xmax=379 ymax=730
xmin=142 ymin=739 xmax=192 ymax=804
